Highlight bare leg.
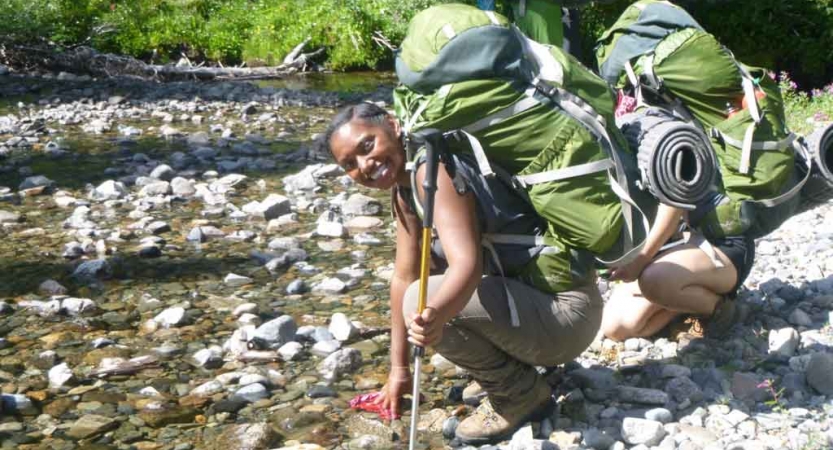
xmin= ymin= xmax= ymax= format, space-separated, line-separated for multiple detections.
xmin=638 ymin=243 xmax=737 ymax=315
xmin=602 ymin=282 xmax=680 ymax=341
xmin=602 ymin=242 xmax=738 ymax=341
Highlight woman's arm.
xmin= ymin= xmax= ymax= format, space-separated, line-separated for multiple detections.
xmin=407 ymin=162 xmax=483 ymax=346
xmin=610 ymin=203 xmax=683 ymax=282
xmin=373 ymin=189 xmax=422 ymax=415
xmin=390 ymin=191 xmax=421 ymax=368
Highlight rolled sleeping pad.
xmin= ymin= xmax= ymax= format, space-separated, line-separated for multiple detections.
xmin=620 ymin=109 xmax=717 ymax=209
xmin=798 ymin=122 xmax=833 ymax=210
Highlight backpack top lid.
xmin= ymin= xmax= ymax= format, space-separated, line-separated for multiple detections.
xmin=396 ymin=4 xmax=533 ymax=94
xmin=596 ymin=0 xmax=702 ymax=86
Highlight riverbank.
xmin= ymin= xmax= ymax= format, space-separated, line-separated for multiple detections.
xmin=0 ymin=70 xmax=832 ymax=450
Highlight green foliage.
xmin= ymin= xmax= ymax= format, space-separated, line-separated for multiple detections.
xmin=681 ymin=0 xmax=833 ymax=91
xmin=780 ymin=71 xmax=833 ymax=135
xmin=0 ymin=0 xmax=832 ymax=86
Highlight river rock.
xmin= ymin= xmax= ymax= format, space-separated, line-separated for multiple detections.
xmin=788 ymin=308 xmax=814 ymax=327
xmin=1 ymin=394 xmax=35 ymax=415
xmin=769 ymin=327 xmax=800 ymax=357
xmin=191 ymin=380 xmax=224 ymax=396
xmin=252 ymin=315 xmax=298 ymax=349
xmin=191 ymin=346 xmax=223 ymax=368
xmin=731 ymin=372 xmax=767 ymax=401
xmin=233 ymin=383 xmax=268 ymax=403
xmin=316 ymin=221 xmax=345 ymax=238
xmin=268 ymin=236 xmax=300 ymax=250
xmin=18 ymin=175 xmax=55 ymax=191
xmin=319 ymin=348 xmax=362 ymax=380
xmin=583 ymin=428 xmax=616 ymax=449
xmin=92 ymin=180 xmax=128 ymax=200
xmin=243 ymin=194 xmax=291 ymax=220
xmin=67 ymin=414 xmax=118 ymax=439
xmin=48 ymin=362 xmax=75 ymax=388
xmin=313 ymin=277 xmax=346 ymax=294
xmin=343 ymin=194 xmax=383 ymax=216
xmin=283 ymin=165 xmax=322 ymax=192
xmin=138 ymin=405 xmax=198 ymax=428
xmin=0 ymin=210 xmax=22 ymax=224
xmin=329 ymin=312 xmax=358 ymax=341
xmin=286 ymin=279 xmax=307 ymax=295
xmin=666 ymin=376 xmax=703 ymax=403
xmin=72 ymin=259 xmax=112 ymax=283
xmin=805 ymin=352 xmax=833 ymax=395
xmin=617 ymin=386 xmax=668 ymax=405
xmin=278 ymin=341 xmax=303 ymax=360
xmin=154 ymin=307 xmax=186 ymax=328
xmin=150 ymin=164 xmax=175 ymax=181
xmin=212 ymin=423 xmax=279 ymax=450
xmin=311 ymin=340 xmax=341 ymax=357
xmin=224 ymin=273 xmax=253 ymax=286
xmin=62 ymin=297 xmax=97 ymax=315
xmin=140 ymin=181 xmax=171 ymax=196
xmin=39 ymin=279 xmax=67 ymax=295
xmin=622 ymin=418 xmax=666 ymax=446
xmin=171 ymin=177 xmax=196 ymax=197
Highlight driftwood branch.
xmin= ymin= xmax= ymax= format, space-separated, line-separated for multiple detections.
xmin=0 ymin=39 xmax=324 ymax=81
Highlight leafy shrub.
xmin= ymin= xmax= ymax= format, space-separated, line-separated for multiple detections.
xmin=1 ymin=0 xmax=831 ymax=87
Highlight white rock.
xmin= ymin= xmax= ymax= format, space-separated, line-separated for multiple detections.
xmin=192 ymin=347 xmax=223 ymax=368
xmin=313 ymin=278 xmax=346 ymax=295
xmin=768 ymin=327 xmax=800 ymax=357
xmin=153 ymin=307 xmax=186 ymax=328
xmin=138 ymin=387 xmax=162 ymax=397
xmin=61 ymin=297 xmax=96 ymax=316
xmin=278 ymin=341 xmax=304 ymax=360
xmin=237 ymin=313 xmax=261 ymax=326
xmin=316 ymin=221 xmax=346 ymax=238
xmin=622 ymin=418 xmax=667 ymax=446
xmin=48 ymin=363 xmax=74 ymax=388
xmin=224 ymin=273 xmax=253 ymax=286
xmin=430 ymin=353 xmax=458 ymax=372
xmin=191 ymin=380 xmax=224 ymax=396
xmin=232 ymin=303 xmax=258 ymax=317
xmin=329 ymin=313 xmax=358 ymax=342
xmin=239 ymin=374 xmax=270 ymax=387
xmin=92 ymin=180 xmax=128 ymax=200
xmin=311 ymin=340 xmax=341 ymax=357
xmin=233 ymin=383 xmax=268 ymax=403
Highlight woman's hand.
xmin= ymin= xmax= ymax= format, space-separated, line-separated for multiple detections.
xmin=407 ymin=307 xmax=444 ymax=348
xmin=609 ymin=253 xmax=650 ymax=283
xmin=373 ymin=366 xmax=412 ymax=418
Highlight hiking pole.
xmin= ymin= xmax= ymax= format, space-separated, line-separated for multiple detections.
xmin=408 ymin=130 xmax=442 ymax=450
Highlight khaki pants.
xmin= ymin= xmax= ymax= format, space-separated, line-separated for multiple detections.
xmin=403 ymin=275 xmax=602 ymax=410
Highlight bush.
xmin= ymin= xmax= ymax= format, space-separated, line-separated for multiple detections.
xmin=0 ymin=0 xmax=831 ymax=87
xmin=681 ymin=0 xmax=833 ymax=92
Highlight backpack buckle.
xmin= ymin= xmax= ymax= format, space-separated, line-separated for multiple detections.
xmin=531 ymin=77 xmax=556 ymax=98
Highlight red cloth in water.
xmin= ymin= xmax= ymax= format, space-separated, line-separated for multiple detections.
xmin=349 ymin=392 xmax=400 ymax=420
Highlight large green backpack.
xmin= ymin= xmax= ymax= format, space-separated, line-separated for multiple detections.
xmin=393 ymin=4 xmax=655 ymax=279
xmin=596 ymin=0 xmax=810 ymax=239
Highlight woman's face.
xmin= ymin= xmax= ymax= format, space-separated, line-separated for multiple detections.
xmin=329 ymin=117 xmax=408 ymax=190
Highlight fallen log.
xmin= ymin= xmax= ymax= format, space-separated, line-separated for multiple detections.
xmin=0 ymin=39 xmax=324 ymax=81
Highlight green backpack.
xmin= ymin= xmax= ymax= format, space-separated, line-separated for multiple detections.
xmin=393 ymin=4 xmax=654 ymax=291
xmin=595 ymin=0 xmax=810 ymax=239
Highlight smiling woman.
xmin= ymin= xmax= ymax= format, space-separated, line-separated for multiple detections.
xmin=325 ymin=103 xmax=409 ymax=190
xmin=320 ymin=102 xmax=603 ymax=445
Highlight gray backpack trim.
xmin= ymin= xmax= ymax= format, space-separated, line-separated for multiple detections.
xmin=598 ymin=2 xmax=702 ymax=85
